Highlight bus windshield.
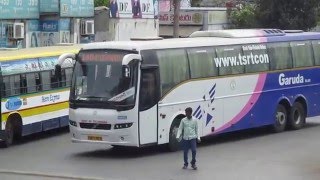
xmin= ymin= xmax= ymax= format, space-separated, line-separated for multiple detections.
xmin=71 ymin=50 xmax=138 ymax=109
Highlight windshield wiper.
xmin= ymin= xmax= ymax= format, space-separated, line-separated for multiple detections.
xmin=77 ymin=96 xmax=106 ymax=100
xmin=115 ymin=104 xmax=135 ymax=111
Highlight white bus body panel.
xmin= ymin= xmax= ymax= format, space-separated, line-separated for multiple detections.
xmin=158 ymin=74 xmax=263 ymax=144
xmin=139 ymin=105 xmax=157 ymax=145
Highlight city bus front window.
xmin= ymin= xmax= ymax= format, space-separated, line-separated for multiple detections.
xmin=71 ymin=50 xmax=138 ymax=108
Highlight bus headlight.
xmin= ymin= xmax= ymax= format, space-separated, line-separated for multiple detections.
xmin=114 ymin=123 xmax=133 ymax=129
xmin=69 ymin=120 xmax=77 ymax=127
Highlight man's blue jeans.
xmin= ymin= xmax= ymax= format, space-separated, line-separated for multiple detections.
xmin=182 ymin=138 xmax=197 ymax=166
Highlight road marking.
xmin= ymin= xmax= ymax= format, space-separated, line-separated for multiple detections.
xmin=0 ymin=169 xmax=105 ymax=180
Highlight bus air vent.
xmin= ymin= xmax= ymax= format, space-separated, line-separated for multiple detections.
xmin=189 ymin=29 xmax=286 ymax=38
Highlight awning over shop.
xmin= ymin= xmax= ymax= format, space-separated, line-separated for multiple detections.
xmin=159 ymin=26 xmax=202 ymax=37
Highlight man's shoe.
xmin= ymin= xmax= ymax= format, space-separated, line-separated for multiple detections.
xmin=182 ymin=165 xmax=188 ymax=169
xmin=191 ymin=164 xmax=197 ymax=170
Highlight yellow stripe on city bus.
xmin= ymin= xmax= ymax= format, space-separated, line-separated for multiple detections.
xmin=0 ymin=45 xmax=82 ymax=61
xmin=1 ymin=101 xmax=69 ymax=122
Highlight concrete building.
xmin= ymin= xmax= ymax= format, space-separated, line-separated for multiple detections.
xmin=0 ymin=0 xmax=94 ymax=49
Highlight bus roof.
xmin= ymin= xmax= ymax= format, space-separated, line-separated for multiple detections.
xmin=81 ymin=30 xmax=320 ymax=52
xmin=0 ymin=44 xmax=82 ymax=62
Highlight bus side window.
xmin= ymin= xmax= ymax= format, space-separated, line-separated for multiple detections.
xmin=215 ymin=45 xmax=244 ymax=76
xmin=26 ymin=73 xmax=37 ymax=93
xmin=41 ymin=71 xmax=51 ymax=91
xmin=291 ymin=41 xmax=314 ymax=68
xmin=312 ymin=40 xmax=320 ymax=65
xmin=156 ymin=49 xmax=189 ymax=96
xmin=20 ymin=74 xmax=27 ymax=94
xmin=3 ymin=76 xmax=11 ymax=97
xmin=50 ymin=70 xmax=58 ymax=89
xmin=268 ymin=42 xmax=292 ymax=70
xmin=35 ymin=73 xmax=42 ymax=91
xmin=243 ymin=44 xmax=270 ymax=73
xmin=65 ymin=68 xmax=73 ymax=87
xmin=12 ymin=75 xmax=20 ymax=95
xmin=60 ymin=69 xmax=67 ymax=87
xmin=187 ymin=48 xmax=218 ymax=78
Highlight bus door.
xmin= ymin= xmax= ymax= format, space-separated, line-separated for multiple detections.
xmin=139 ymin=66 xmax=159 ymax=145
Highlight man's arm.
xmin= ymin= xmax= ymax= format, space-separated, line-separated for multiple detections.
xmin=176 ymin=119 xmax=184 ymax=139
xmin=195 ymin=120 xmax=201 ymax=142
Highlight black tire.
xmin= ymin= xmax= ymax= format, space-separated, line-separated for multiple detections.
xmin=0 ymin=121 xmax=14 ymax=148
xmin=168 ymin=120 xmax=181 ymax=152
xmin=272 ymin=104 xmax=287 ymax=133
xmin=288 ymin=102 xmax=306 ymax=130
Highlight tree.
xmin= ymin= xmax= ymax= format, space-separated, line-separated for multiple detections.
xmin=173 ymin=0 xmax=181 ymax=38
xmin=256 ymin=0 xmax=320 ymax=31
xmin=229 ymin=4 xmax=259 ymax=29
xmin=94 ymin=0 xmax=109 ymax=7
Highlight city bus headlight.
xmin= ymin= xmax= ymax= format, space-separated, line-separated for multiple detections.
xmin=114 ymin=123 xmax=133 ymax=129
xmin=69 ymin=120 xmax=77 ymax=127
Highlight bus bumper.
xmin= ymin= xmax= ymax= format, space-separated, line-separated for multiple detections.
xmin=69 ymin=125 xmax=138 ymax=147
xmin=0 ymin=130 xmax=6 ymax=141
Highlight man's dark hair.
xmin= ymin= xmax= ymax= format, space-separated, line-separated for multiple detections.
xmin=185 ymin=107 xmax=192 ymax=113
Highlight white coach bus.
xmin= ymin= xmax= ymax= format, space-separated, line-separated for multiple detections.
xmin=60 ymin=29 xmax=320 ymax=151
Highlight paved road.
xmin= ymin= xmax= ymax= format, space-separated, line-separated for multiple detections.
xmin=1 ymin=117 xmax=320 ymax=180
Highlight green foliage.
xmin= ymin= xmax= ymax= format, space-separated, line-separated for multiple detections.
xmin=256 ymin=0 xmax=320 ymax=31
xmin=229 ymin=0 xmax=320 ymax=30
xmin=94 ymin=0 xmax=109 ymax=7
xmin=229 ymin=4 xmax=259 ymax=29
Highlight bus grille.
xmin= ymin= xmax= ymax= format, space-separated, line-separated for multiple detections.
xmin=79 ymin=123 xmax=111 ymax=130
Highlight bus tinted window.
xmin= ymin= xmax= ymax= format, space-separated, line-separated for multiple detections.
xmin=215 ymin=45 xmax=244 ymax=75
xmin=242 ymin=44 xmax=270 ymax=73
xmin=187 ymin=48 xmax=217 ymax=78
xmin=291 ymin=41 xmax=314 ymax=68
xmin=312 ymin=40 xmax=320 ymax=65
xmin=268 ymin=42 xmax=292 ymax=70
xmin=156 ymin=49 xmax=189 ymax=95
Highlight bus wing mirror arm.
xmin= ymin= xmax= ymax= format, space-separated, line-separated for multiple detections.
xmin=57 ymin=53 xmax=76 ymax=66
xmin=122 ymin=54 xmax=142 ymax=66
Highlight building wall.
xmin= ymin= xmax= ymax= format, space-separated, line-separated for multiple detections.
xmin=109 ymin=19 xmax=159 ymax=41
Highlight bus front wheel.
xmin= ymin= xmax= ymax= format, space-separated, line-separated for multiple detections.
xmin=288 ymin=102 xmax=306 ymax=130
xmin=168 ymin=120 xmax=181 ymax=152
xmin=0 ymin=121 xmax=14 ymax=148
xmin=273 ymin=104 xmax=287 ymax=133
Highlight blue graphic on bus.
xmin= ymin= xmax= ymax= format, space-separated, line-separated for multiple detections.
xmin=193 ymin=83 xmax=216 ymax=126
xmin=5 ymin=97 xmax=22 ymax=110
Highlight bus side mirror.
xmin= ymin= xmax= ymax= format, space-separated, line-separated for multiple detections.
xmin=55 ymin=64 xmax=62 ymax=80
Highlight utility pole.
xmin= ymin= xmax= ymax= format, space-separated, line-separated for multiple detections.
xmin=173 ymin=0 xmax=180 ymax=38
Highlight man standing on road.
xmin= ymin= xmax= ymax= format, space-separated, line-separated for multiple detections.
xmin=176 ymin=107 xmax=201 ymax=170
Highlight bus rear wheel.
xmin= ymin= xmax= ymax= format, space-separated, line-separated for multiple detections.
xmin=168 ymin=120 xmax=181 ymax=152
xmin=273 ymin=104 xmax=287 ymax=133
xmin=0 ymin=121 xmax=14 ymax=148
xmin=288 ymin=102 xmax=306 ymax=130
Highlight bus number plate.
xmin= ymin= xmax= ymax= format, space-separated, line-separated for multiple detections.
xmin=88 ymin=135 xmax=102 ymax=141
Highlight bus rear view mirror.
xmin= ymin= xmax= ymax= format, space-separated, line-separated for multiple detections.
xmin=122 ymin=54 xmax=142 ymax=66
